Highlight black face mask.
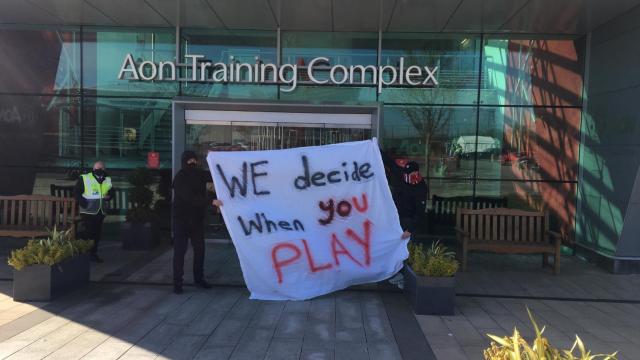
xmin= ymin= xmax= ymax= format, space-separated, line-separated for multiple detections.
xmin=92 ymin=169 xmax=107 ymax=182
xmin=185 ymin=161 xmax=198 ymax=170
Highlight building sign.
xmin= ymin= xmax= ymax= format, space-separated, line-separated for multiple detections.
xmin=118 ymin=54 xmax=438 ymax=93
xmin=207 ymin=139 xmax=407 ymax=300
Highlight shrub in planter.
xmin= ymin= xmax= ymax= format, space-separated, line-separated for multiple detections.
xmin=484 ymin=308 xmax=618 ymax=360
xmin=8 ymin=227 xmax=93 ymax=301
xmin=404 ymin=241 xmax=459 ymax=315
xmin=123 ymin=167 xmax=159 ymax=250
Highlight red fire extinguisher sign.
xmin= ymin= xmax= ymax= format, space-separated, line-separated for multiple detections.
xmin=147 ymin=151 xmax=160 ymax=169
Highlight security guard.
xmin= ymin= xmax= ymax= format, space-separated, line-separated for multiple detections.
xmin=74 ymin=161 xmax=114 ymax=263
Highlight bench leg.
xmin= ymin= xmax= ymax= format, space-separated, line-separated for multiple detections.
xmin=542 ymin=253 xmax=549 ymax=268
xmin=462 ymin=240 xmax=468 ymax=272
xmin=554 ymin=251 xmax=560 ymax=275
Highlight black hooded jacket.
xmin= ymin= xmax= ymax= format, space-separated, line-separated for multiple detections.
xmin=381 ymin=151 xmax=428 ymax=233
xmin=172 ymin=151 xmax=214 ymax=223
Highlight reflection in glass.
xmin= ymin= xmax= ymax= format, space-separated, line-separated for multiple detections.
xmin=186 ymin=122 xmax=371 ymax=168
xmin=477 ymin=107 xmax=580 ymax=181
xmin=381 ymin=33 xmax=481 ymax=104
xmin=82 ymin=98 xmax=172 ymax=169
xmin=382 ymin=106 xmax=478 ymax=179
xmin=0 ymin=27 xmax=80 ymax=94
xmin=181 ymin=29 xmax=278 ymax=99
xmin=0 ymin=95 xmax=81 ymax=195
xmin=83 ymin=28 xmax=177 ymax=97
xmin=280 ymin=32 xmax=378 ymax=102
xmin=482 ymin=37 xmax=585 ymax=106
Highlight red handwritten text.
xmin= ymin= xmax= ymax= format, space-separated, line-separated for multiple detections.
xmin=271 ymin=219 xmax=372 ymax=284
xmin=318 ymin=193 xmax=369 ymax=225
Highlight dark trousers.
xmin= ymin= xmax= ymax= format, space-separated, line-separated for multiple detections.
xmin=80 ymin=213 xmax=105 ymax=255
xmin=173 ymin=219 xmax=205 ymax=286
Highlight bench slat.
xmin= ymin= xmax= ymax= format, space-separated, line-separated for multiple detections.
xmin=0 ymin=196 xmax=76 ymax=237
xmin=537 ymin=217 xmax=543 ymax=242
xmin=36 ymin=200 xmax=41 ymax=228
xmin=18 ymin=200 xmax=24 ymax=226
xmin=492 ymin=215 xmax=497 ymax=241
xmin=455 ymin=206 xmax=558 ymax=273
xmin=484 ymin=214 xmax=491 ymax=240
xmin=470 ymin=214 xmax=476 ymax=240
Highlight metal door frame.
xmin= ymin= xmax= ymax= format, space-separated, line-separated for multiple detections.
xmin=171 ymin=98 xmax=382 ymax=178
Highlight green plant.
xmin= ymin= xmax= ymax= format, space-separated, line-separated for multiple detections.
xmin=484 ymin=308 xmax=618 ymax=360
xmin=126 ymin=167 xmax=156 ymax=223
xmin=7 ymin=227 xmax=94 ymax=270
xmin=426 ymin=240 xmax=456 ymax=258
xmin=407 ymin=241 xmax=459 ymax=277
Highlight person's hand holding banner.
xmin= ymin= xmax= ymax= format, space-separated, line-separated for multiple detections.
xmin=207 ymin=139 xmax=407 ymax=300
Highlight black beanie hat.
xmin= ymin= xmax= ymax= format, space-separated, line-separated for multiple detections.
xmin=181 ymin=150 xmax=198 ymax=168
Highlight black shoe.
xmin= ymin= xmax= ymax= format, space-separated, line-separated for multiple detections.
xmin=90 ymin=254 xmax=104 ymax=263
xmin=173 ymin=285 xmax=183 ymax=294
xmin=194 ymin=280 xmax=212 ymax=289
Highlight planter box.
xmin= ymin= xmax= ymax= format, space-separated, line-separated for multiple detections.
xmin=122 ymin=222 xmax=159 ymax=250
xmin=403 ymin=264 xmax=455 ymax=315
xmin=13 ymin=253 xmax=90 ymax=301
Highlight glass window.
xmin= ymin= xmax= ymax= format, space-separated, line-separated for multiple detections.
xmin=380 ymin=33 xmax=481 ymax=105
xmin=82 ymin=97 xmax=172 ymax=170
xmin=181 ymin=29 xmax=278 ymax=99
xmin=481 ymin=36 xmax=586 ymax=106
xmin=424 ymin=179 xmax=475 ymax=235
xmin=382 ymin=106 xmax=478 ymax=179
xmin=576 ymin=183 xmax=621 ymax=255
xmin=477 ymin=106 xmax=580 ymax=181
xmin=0 ymin=26 xmax=80 ymax=95
xmin=83 ymin=27 xmax=177 ymax=98
xmin=186 ymin=122 xmax=371 ymax=167
xmin=0 ymin=94 xmax=81 ymax=195
xmin=280 ymin=31 xmax=378 ymax=102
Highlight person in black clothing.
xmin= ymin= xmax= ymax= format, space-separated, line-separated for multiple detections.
xmin=381 ymin=151 xmax=428 ymax=240
xmin=74 ymin=161 xmax=114 ymax=263
xmin=381 ymin=150 xmax=428 ymax=288
xmin=172 ymin=150 xmax=221 ymax=294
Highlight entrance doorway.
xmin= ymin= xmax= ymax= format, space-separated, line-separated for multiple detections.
xmin=172 ymin=100 xmax=380 ymax=240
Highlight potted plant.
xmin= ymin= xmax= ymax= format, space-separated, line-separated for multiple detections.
xmin=8 ymin=227 xmax=93 ymax=301
xmin=484 ymin=308 xmax=618 ymax=359
xmin=122 ymin=167 xmax=159 ymax=250
xmin=404 ymin=240 xmax=459 ymax=315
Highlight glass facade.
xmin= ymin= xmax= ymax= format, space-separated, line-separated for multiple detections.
xmin=0 ymin=25 xmax=586 ymax=240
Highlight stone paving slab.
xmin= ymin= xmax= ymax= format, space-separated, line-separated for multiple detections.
xmin=417 ymin=296 xmax=640 ymax=360
xmin=0 ymin=282 xmax=428 ymax=360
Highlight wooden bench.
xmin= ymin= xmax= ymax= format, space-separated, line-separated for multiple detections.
xmin=455 ymin=207 xmax=562 ymax=274
xmin=428 ymin=195 xmax=507 ymax=231
xmin=103 ymin=188 xmax=132 ymax=216
xmin=50 ymin=184 xmax=131 ymax=216
xmin=0 ymin=195 xmax=77 ymax=239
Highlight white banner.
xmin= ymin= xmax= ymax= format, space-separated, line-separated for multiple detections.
xmin=207 ymin=139 xmax=407 ymax=300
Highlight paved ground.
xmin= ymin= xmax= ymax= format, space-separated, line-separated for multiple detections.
xmin=0 ymin=281 xmax=433 ymax=360
xmin=3 ymin=238 xmax=640 ymax=359
xmin=420 ymin=296 xmax=640 ymax=360
xmin=422 ymin=253 xmax=640 ymax=360
xmin=457 ymin=252 xmax=640 ymax=301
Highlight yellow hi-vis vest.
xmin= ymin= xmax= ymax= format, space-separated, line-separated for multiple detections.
xmin=80 ymin=173 xmax=112 ymax=215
